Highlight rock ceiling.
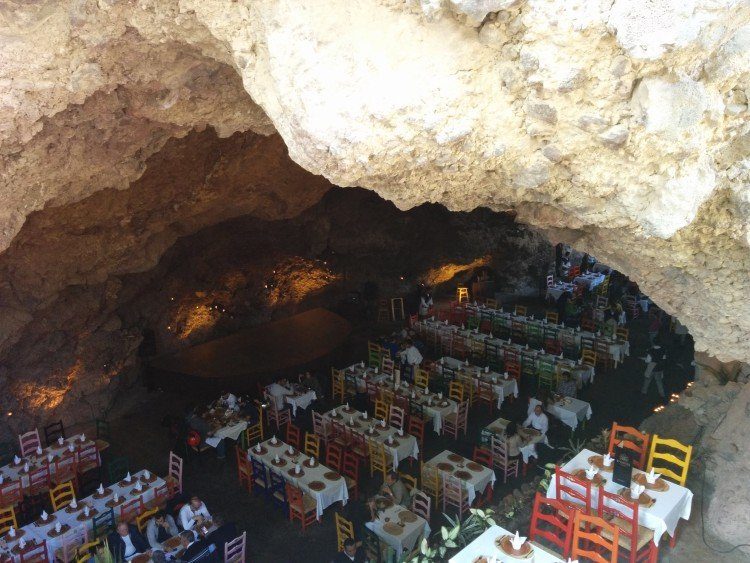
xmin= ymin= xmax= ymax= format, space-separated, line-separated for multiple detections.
xmin=2 ymin=0 xmax=750 ymax=364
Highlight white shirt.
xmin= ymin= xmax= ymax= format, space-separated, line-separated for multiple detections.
xmin=179 ymin=502 xmax=211 ymax=531
xmin=419 ymin=296 xmax=433 ymax=316
xmin=400 ymin=346 xmax=423 ymax=366
xmin=266 ymin=383 xmax=291 ymax=410
xmin=222 ymin=393 xmax=237 ymax=409
xmin=523 ymin=411 xmax=549 ymax=435
xmin=120 ymin=534 xmax=137 ymax=558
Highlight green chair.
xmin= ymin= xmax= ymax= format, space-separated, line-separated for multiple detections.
xmin=527 ymin=324 xmax=544 ymax=348
xmin=538 ymin=361 xmax=556 ymax=391
xmin=92 ymin=508 xmax=116 ymax=539
xmin=466 ymin=316 xmax=480 ymax=331
xmin=107 ymin=456 xmax=129 ymax=484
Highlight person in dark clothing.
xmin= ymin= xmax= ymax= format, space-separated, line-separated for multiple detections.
xmin=108 ymin=522 xmax=151 ymax=562
xmin=332 ymin=538 xmax=365 ymax=563
xmin=642 ymin=338 xmax=667 ymax=398
xmin=185 ymin=405 xmax=225 ymax=459
xmin=203 ymin=513 xmax=238 ymax=558
xmin=178 ymin=530 xmax=213 ymax=563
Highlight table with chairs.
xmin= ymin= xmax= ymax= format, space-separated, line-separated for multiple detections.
xmin=449 ymin=523 xmax=566 ymax=563
xmin=437 ymin=356 xmax=519 ymax=409
xmin=529 ymin=397 xmax=592 ymax=432
xmin=422 ymin=451 xmax=496 ymax=508
xmin=365 ymin=502 xmax=430 ymax=560
xmin=369 ymin=377 xmax=458 ymax=434
xmin=200 ymin=409 xmax=249 ymax=449
xmin=481 ymin=417 xmax=547 ymax=464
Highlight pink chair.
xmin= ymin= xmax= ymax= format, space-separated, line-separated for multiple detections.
xmin=167 ymin=451 xmax=183 ymax=496
xmin=19 ymin=539 xmax=48 ymax=563
xmin=224 ymin=530 xmax=247 ymax=563
xmin=491 ymin=435 xmax=520 ymax=483
xmin=411 ymin=489 xmax=431 ymax=520
xmin=57 ymin=524 xmax=88 ymax=563
xmin=311 ymin=411 xmax=332 ymax=444
xmin=442 ymin=475 xmax=469 ymax=518
xmin=18 ymin=429 xmax=41 ymax=457
xmin=442 ymin=401 xmax=468 ymax=439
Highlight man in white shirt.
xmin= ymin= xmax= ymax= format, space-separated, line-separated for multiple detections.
xmin=399 ymin=339 xmax=423 ymax=366
xmin=179 ymin=496 xmax=211 ymax=531
xmin=219 ymin=392 xmax=237 ymax=410
xmin=419 ymin=292 xmax=433 ymax=318
xmin=265 ymin=378 xmax=293 ymax=411
xmin=523 ymin=404 xmax=549 ymax=436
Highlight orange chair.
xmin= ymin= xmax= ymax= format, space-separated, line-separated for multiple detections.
xmin=147 ymin=482 xmax=170 ymax=510
xmin=286 ymin=483 xmax=317 ymax=532
xmin=472 ymin=446 xmax=493 ymax=468
xmin=285 ymin=424 xmax=301 ymax=450
xmin=608 ymin=423 xmax=650 ymax=469
xmin=505 ymin=361 xmax=521 ymax=383
xmin=0 ymin=479 xmax=22 ymax=508
xmin=53 ymin=452 xmax=79 ymax=491
xmin=118 ymin=497 xmax=144 ymax=523
xmin=599 ymin=489 xmax=658 ymax=563
xmin=529 ymin=492 xmax=575 ymax=559
xmin=325 ymin=443 xmax=343 ymax=472
xmin=236 ymin=446 xmax=253 ymax=493
xmin=554 ymin=467 xmax=592 ymax=513
xmin=342 ymin=452 xmax=360 ymax=501
xmin=27 ymin=465 xmax=51 ymax=497
xmin=571 ymin=512 xmax=619 ymax=563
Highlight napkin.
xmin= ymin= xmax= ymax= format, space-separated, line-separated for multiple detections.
xmin=23 ymin=462 xmax=29 ymax=473
xmin=484 ymin=366 xmax=489 ymax=373
xmin=387 ymin=435 xmax=394 ymax=445
xmin=80 ymin=433 xmax=86 ymax=442
xmin=47 ymin=453 xmax=53 ymax=463
xmin=474 ymin=328 xmax=479 ymax=334
xmin=425 ymin=387 xmax=429 ymax=395
xmin=363 ymin=412 xmax=368 ymax=420
xmin=113 ymin=492 xmax=119 ymax=502
xmin=431 ymin=316 xmax=435 ymax=321
xmin=41 ymin=510 xmax=49 ymax=521
xmin=83 ymin=506 xmax=90 ymax=517
xmin=577 ymin=359 xmax=582 ymax=365
xmin=381 ymin=419 xmax=386 ymax=428
xmin=576 ymin=326 xmax=581 ymax=332
xmin=98 ymin=484 xmax=105 ymax=495
xmin=559 ymin=353 xmax=564 ymax=359
xmin=345 ymin=402 xmax=349 ymax=409
xmin=7 ymin=526 xmax=15 ymax=537
xmin=411 ymin=391 xmax=416 ymax=399
xmin=134 ymin=481 xmax=143 ymax=491
xmin=630 ymin=483 xmax=645 ymax=498
xmin=461 ymin=324 xmax=465 ymax=330
xmin=311 ymin=457 xmax=316 ymax=465
xmin=124 ymin=472 xmax=132 ymax=482
xmin=295 ymin=464 xmax=301 ymax=474
xmin=68 ymin=444 xmax=75 ymax=452
xmin=561 ymin=322 xmax=565 ymax=328
xmin=18 ymin=538 xmax=26 ymax=549
xmin=503 ymin=372 xmax=509 ymax=379
xmin=288 ymin=445 xmax=294 ymax=454
xmin=645 ymin=468 xmax=661 ymax=484
xmin=602 ymin=453 xmax=613 ymax=467
xmin=464 ymin=358 xmax=469 ymax=366
xmin=349 ymin=416 xmax=355 ymax=425
xmin=585 ymin=465 xmax=598 ymax=480
xmin=54 ymin=522 xmax=61 ymax=533
xmin=36 ymin=446 xmax=42 ymax=456
xmin=525 ymin=344 xmax=529 ymax=350
xmin=476 ymin=368 xmax=481 ymax=376
xmin=57 ymin=436 xmax=64 ymax=446
xmin=360 ymin=361 xmax=365 ymax=368
xmin=439 ymin=358 xmax=445 ymax=365
xmin=539 ymin=348 xmax=545 ymax=353
xmin=274 ymin=454 xmax=280 ymax=463
xmin=70 ymin=498 xmax=78 ymax=509
xmin=143 ymin=470 xmax=151 ymax=479
xmin=489 ymin=332 xmax=494 ymax=338
xmin=0 ymin=475 xmax=3 ymax=484
xmin=13 ymin=455 xmax=20 ymax=465
xmin=271 ymin=435 xmax=278 ymax=444
xmin=255 ymin=444 xmax=262 ymax=453
xmin=398 ymin=428 xmax=404 ymax=436
xmin=510 ymin=531 xmax=527 ymax=551
xmin=437 ymin=392 xmax=443 ymax=399
xmin=444 ymin=319 xmax=448 ymax=325
xmin=375 ymin=367 xmax=379 ymax=374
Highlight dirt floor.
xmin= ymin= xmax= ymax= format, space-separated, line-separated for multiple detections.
xmin=95 ymin=294 xmax=748 ymax=563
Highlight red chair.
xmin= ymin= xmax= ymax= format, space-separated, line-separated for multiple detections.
xmin=27 ymin=465 xmax=51 ymax=497
xmin=286 ymin=483 xmax=318 ymax=532
xmin=236 ymin=446 xmax=252 ymax=493
xmin=285 ymin=424 xmax=301 ymax=450
xmin=148 ymin=482 xmax=170 ymax=510
xmin=554 ymin=467 xmax=592 ymax=513
xmin=19 ymin=539 xmax=48 ymax=563
xmin=18 ymin=430 xmax=41 ymax=458
xmin=0 ymin=479 xmax=23 ymax=507
xmin=407 ymin=416 xmax=425 ymax=460
xmin=571 ymin=512 xmax=619 ymax=563
xmin=119 ymin=497 xmax=144 ymax=523
xmin=529 ymin=492 xmax=575 ymax=559
xmin=599 ymin=490 xmax=658 ymax=563
xmin=75 ymin=443 xmax=100 ymax=475
xmin=349 ymin=432 xmax=368 ymax=461
xmin=442 ymin=401 xmax=468 ymax=439
xmin=52 ymin=452 xmax=79 ymax=491
xmin=341 ymin=452 xmax=360 ymax=501
xmin=325 ymin=443 xmax=343 ymax=472
xmin=608 ymin=423 xmax=650 ymax=470
xmin=505 ymin=361 xmax=521 ymax=383
xmin=167 ymin=451 xmax=183 ymax=496
xmin=388 ymin=405 xmax=406 ymax=431
xmin=472 ymin=446 xmax=493 ymax=468
xmin=545 ymin=339 xmax=562 ymax=356
xmin=581 ymin=318 xmax=596 ymax=333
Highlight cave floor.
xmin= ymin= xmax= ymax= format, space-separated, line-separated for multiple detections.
xmin=95 ymin=297 xmax=746 ymax=563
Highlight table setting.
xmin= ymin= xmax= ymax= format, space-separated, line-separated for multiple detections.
xmin=448 ymin=525 xmax=565 ymax=562
xmin=438 ymin=357 xmax=519 ymax=409
xmin=373 ymin=378 xmax=458 ymax=434
xmin=365 ymin=503 xmax=431 ymax=559
xmin=200 ymin=406 xmax=249 ymax=448
xmin=529 ymin=397 xmax=592 ymax=432
xmin=424 ymin=451 xmax=495 ymax=505
xmin=345 ymin=361 xmax=389 ymax=392
xmin=481 ymin=418 xmax=548 ymax=464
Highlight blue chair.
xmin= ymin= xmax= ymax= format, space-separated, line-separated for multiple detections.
xmin=250 ymin=458 xmax=268 ymax=496
xmin=267 ymin=470 xmax=288 ymax=513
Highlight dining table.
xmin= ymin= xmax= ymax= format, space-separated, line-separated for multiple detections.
xmin=448 ymin=524 xmax=565 ymax=562
xmin=201 ymin=408 xmax=249 ymax=448
xmin=546 ymin=280 xmax=575 ymax=301
xmin=438 ymin=356 xmax=519 ymax=408
xmin=365 ymin=503 xmax=431 ymax=559
xmin=481 ymin=417 xmax=548 ymax=464
xmin=321 ymin=406 xmax=419 ymax=470
xmin=372 ymin=379 xmax=458 ymax=434
xmin=529 ymin=397 xmax=592 ymax=432
xmin=248 ymin=437 xmax=348 ymax=519
xmin=573 ymin=271 xmax=606 ymax=290
xmin=284 ymin=389 xmax=317 ymax=417
xmin=344 ymin=362 xmax=390 ymax=392
xmin=546 ymin=448 xmax=693 ymax=545
xmin=0 ymin=469 xmax=166 ymax=563
xmin=424 ymin=451 xmax=496 ymax=506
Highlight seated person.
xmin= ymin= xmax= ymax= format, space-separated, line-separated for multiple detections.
xmin=373 ymin=471 xmax=410 ymax=509
xmin=185 ymin=406 xmax=225 ymax=459
xmin=555 ymin=372 xmax=577 ymax=398
xmin=177 ymin=530 xmax=213 ymax=563
xmin=298 ymin=371 xmax=323 ymax=398
xmin=109 ymin=522 xmax=151 ymax=562
xmin=266 ymin=377 xmax=293 ymax=410
xmin=504 ymin=421 xmax=528 ymax=460
xmin=203 ymin=513 xmax=238 ymax=557
xmin=399 ymin=339 xmax=423 ymax=368
xmin=523 ymin=403 xmax=549 ymax=436
xmin=218 ymin=392 xmax=238 ymax=410
xmin=179 ymin=495 xmax=212 ymax=532
xmin=333 ymin=538 xmax=365 ymax=563
xmin=146 ymin=509 xmax=179 ymax=550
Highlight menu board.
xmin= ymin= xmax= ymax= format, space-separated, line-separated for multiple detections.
xmin=612 ymin=444 xmax=634 ymax=487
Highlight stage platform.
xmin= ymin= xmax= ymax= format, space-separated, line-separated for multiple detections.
xmin=148 ymin=308 xmax=352 ymax=392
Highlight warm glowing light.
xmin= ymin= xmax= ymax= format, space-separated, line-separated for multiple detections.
xmin=422 ymin=256 xmax=492 ymax=287
xmin=6 ymin=411 xmax=12 ymax=417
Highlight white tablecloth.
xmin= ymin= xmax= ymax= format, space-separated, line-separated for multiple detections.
xmin=425 ymin=451 xmax=496 ymax=506
xmin=322 ymin=407 xmax=419 ymax=470
xmin=285 ymin=390 xmax=317 ymax=417
xmin=365 ymin=504 xmax=430 ymax=559
xmin=546 ymin=281 xmax=575 ymax=301
xmin=485 ymin=418 xmax=547 ymax=464
xmin=249 ymin=438 xmax=348 ymax=519
xmin=345 ymin=363 xmax=390 ymax=392
xmin=205 ymin=420 xmax=248 ymax=448
xmin=440 ymin=357 xmax=520 ymax=410
xmin=449 ymin=525 xmax=565 ymax=563
xmin=1 ymin=469 xmax=165 ymax=562
xmin=529 ymin=397 xmax=592 ymax=431
xmin=546 ymin=449 xmax=693 ymax=546
xmin=573 ymin=272 xmax=606 ymax=289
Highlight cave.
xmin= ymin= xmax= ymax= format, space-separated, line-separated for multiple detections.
xmin=2 ymin=1 xmax=750 ymax=562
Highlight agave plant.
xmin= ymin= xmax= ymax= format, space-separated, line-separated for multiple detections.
xmin=402 ymin=509 xmax=498 ymax=562
xmin=538 ymin=463 xmax=556 ymax=492
xmin=93 ymin=539 xmax=115 ymax=563
xmin=559 ymin=437 xmax=587 ymax=462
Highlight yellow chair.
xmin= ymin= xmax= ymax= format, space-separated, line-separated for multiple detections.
xmin=414 ymin=368 xmax=430 ymax=391
xmin=485 ymin=298 xmax=498 ymax=309
xmin=368 ymin=441 xmax=389 ymax=481
xmin=75 ymin=540 xmax=102 ymax=563
xmin=581 ymin=349 xmax=597 ymax=368
xmin=245 ymin=412 xmax=264 ymax=446
xmin=616 ymin=327 xmax=629 ymax=341
xmin=546 ymin=311 xmax=559 ymax=324
xmin=647 ymin=435 xmax=692 ymax=486
xmin=398 ymin=472 xmax=418 ymax=493
xmin=335 ymin=513 xmax=355 ymax=552
xmin=304 ymin=432 xmax=320 ymax=458
xmin=420 ymin=461 xmax=441 ymax=509
xmin=457 ymin=287 xmax=469 ymax=303
xmin=136 ymin=506 xmax=159 ymax=534
xmin=514 ymin=305 xmax=527 ymax=316
xmin=448 ymin=381 xmax=464 ymax=403
xmin=374 ymin=399 xmax=389 ymax=422
xmin=331 ymin=368 xmax=346 ymax=403
xmin=49 ymin=481 xmax=75 ymax=511
xmin=0 ymin=505 xmax=18 ymax=536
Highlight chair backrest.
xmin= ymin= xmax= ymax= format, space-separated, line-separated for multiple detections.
xmin=442 ymin=475 xmax=466 ymax=505
xmin=119 ymin=497 xmax=144 ymax=523
xmin=456 ymin=401 xmax=469 ymax=428
xmin=75 ymin=443 xmax=100 ymax=473
xmin=529 ymin=492 xmax=574 ymax=559
xmin=92 ymin=508 xmax=115 ymax=539
xmin=49 ymin=481 xmax=75 ymax=511
xmin=43 ymin=420 xmax=65 ymax=447
xmin=311 ymin=410 xmax=328 ymax=438
xmin=59 ymin=524 xmax=88 ymax=563
xmin=414 ymin=368 xmax=430 ymax=390
xmin=490 ymin=435 xmax=509 ymax=465
xmin=647 ymin=434 xmax=692 ymax=486
xmin=397 ymin=472 xmax=417 ymax=493
xmin=388 ymin=405 xmax=405 ymax=430
xmin=18 ymin=429 xmax=41 ymax=457
xmin=136 ymin=507 xmax=159 ymax=534
xmin=335 ymin=513 xmax=355 ymax=551
xmin=555 ymin=467 xmax=592 ymax=512
xmin=151 ymin=482 xmax=170 ymax=508
xmin=342 ymin=452 xmax=359 ymax=481
xmin=224 ymin=530 xmax=246 ymax=563
xmin=55 ymin=451 xmax=78 ymax=479
xmin=28 ymin=465 xmax=51 ymax=495
xmin=514 ymin=305 xmax=527 ymax=316
xmin=286 ymin=482 xmax=305 ymax=511
xmin=74 ymin=540 xmax=101 ymax=563
xmin=249 ymin=458 xmax=267 ymax=487
xmin=304 ymin=432 xmax=320 ymax=458
xmin=598 ymin=489 xmax=639 ymax=554
xmin=19 ymin=539 xmax=48 ymax=563
xmin=168 ymin=451 xmax=183 ymax=494
xmin=0 ymin=479 xmax=23 ymax=507
xmin=411 ymin=490 xmax=431 ymax=520
xmin=448 ymin=381 xmax=464 ymax=402
xmin=0 ymin=505 xmax=17 ymax=535
xmin=407 ymin=416 xmax=425 ymax=446
xmin=608 ymin=423 xmax=650 ymax=469
xmin=472 ymin=446 xmax=492 ymax=467
xmin=374 ymin=399 xmax=388 ymax=422
xmin=326 ymin=443 xmax=343 ymax=471
xmin=381 ymin=357 xmax=395 ymax=377
xmin=571 ymin=512 xmax=619 ymax=563
xmin=505 ymin=361 xmax=521 ymax=382
xmin=285 ymin=424 xmax=301 ymax=449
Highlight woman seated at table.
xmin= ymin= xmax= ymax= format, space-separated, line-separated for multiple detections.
xmin=555 ymin=372 xmax=577 ymax=399
xmin=504 ymin=422 xmax=528 ymax=460
xmin=146 ymin=510 xmax=179 ymax=551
